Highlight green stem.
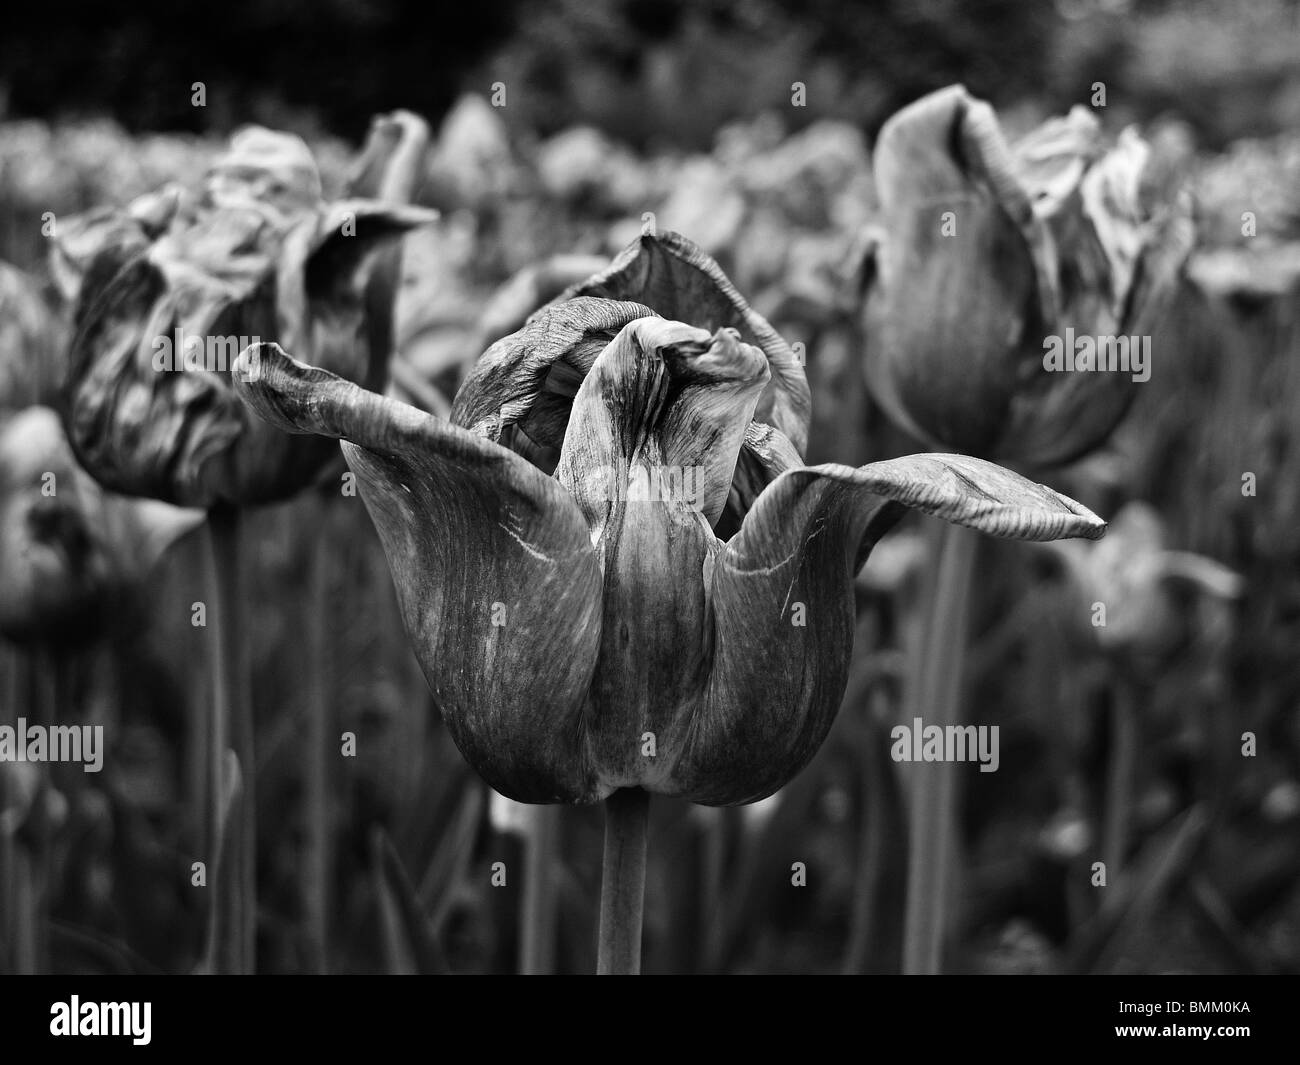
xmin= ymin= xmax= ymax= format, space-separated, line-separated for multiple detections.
xmin=519 ymin=804 xmax=559 ymax=974
xmin=901 ymin=521 xmax=978 ymax=975
xmin=597 ymin=787 xmax=650 ymax=975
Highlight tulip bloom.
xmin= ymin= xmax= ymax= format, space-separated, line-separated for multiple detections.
xmin=861 ymin=85 xmax=1195 ymax=467
xmin=1046 ymin=500 xmax=1242 ymax=663
xmin=457 ymin=231 xmax=812 ymax=540
xmin=233 ymin=326 xmax=1103 ymax=805
xmin=0 ymin=406 xmax=200 ymax=643
xmin=63 ymin=125 xmax=436 ymax=508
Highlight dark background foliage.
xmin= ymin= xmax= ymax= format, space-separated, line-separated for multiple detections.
xmin=3 ymin=0 xmax=1295 ymax=148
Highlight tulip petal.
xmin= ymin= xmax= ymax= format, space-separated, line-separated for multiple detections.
xmin=672 ymin=453 xmax=1106 ymax=804
xmin=554 ymin=318 xmax=768 ymax=791
xmin=451 ymin=296 xmax=656 ymax=457
xmin=874 ymin=84 xmax=1064 ymax=330
xmin=65 ymin=256 xmax=259 ymax=506
xmin=560 ymin=230 xmax=811 ymax=455
xmin=232 ymin=343 xmax=605 ymax=803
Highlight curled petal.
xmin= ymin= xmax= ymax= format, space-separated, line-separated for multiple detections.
xmin=558 ymin=318 xmax=770 ymax=530
xmin=874 ymin=84 xmax=1064 ymax=323
xmin=232 ymin=343 xmax=604 ymax=803
xmin=560 ymin=230 xmax=811 ymax=455
xmin=65 ymin=257 xmax=258 ymax=506
xmin=672 ymin=453 xmax=1105 ymax=804
xmin=549 ymin=319 xmax=767 ymax=791
xmin=344 ymin=110 xmax=431 ymax=203
xmin=451 ymin=296 xmax=656 ymax=449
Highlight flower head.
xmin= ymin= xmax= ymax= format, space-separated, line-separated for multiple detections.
xmin=62 ymin=124 xmax=436 ymax=508
xmin=455 ymin=231 xmax=811 ymax=535
xmin=861 ymin=85 xmax=1194 ymax=467
xmin=233 ymin=320 xmax=1103 ymax=806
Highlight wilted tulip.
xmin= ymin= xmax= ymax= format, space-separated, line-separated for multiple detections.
xmin=860 ymin=85 xmax=1195 ymax=467
xmin=62 ymin=124 xmax=437 ymax=509
xmin=233 ymin=331 xmax=1104 ymax=805
xmin=0 ymin=406 xmax=201 ymax=643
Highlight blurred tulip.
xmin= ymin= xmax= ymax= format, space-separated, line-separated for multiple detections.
xmin=1045 ymin=500 xmax=1243 ymax=664
xmin=62 ymin=125 xmax=437 ymax=509
xmin=0 ymin=261 xmax=64 ymax=410
xmin=860 ymin=85 xmax=1195 ymax=467
xmin=425 ymin=95 xmax=516 ymax=212
xmin=0 ymin=406 xmax=203 ymax=644
xmin=47 ymin=183 xmax=186 ymax=306
xmin=234 ymin=335 xmax=1103 ymax=805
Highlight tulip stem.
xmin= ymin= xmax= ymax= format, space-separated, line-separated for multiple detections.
xmin=1103 ymin=679 xmax=1137 ymax=899
xmin=302 ymin=505 xmax=332 ymax=974
xmin=204 ymin=505 xmax=256 ymax=974
xmin=597 ymin=787 xmax=650 ymax=975
xmin=901 ymin=521 xmax=978 ymax=975
xmin=520 ymin=804 xmax=559 ymax=974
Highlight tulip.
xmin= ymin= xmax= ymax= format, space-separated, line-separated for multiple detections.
xmin=63 ymin=124 xmax=437 ymax=509
xmin=0 ymin=406 xmax=201 ymax=644
xmin=58 ymin=120 xmax=435 ymax=974
xmin=860 ymin=84 xmax=1195 ymax=469
xmin=233 ymin=320 xmax=1103 ymax=969
xmin=856 ymin=86 xmax=1190 ymax=972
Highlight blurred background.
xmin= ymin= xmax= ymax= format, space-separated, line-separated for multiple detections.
xmin=1 ymin=0 xmax=1298 ymax=974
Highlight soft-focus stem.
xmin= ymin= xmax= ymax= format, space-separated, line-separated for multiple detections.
xmin=699 ymin=807 xmax=726 ymax=971
xmin=519 ymin=804 xmax=558 ymax=974
xmin=205 ymin=505 xmax=256 ymax=974
xmin=597 ymin=787 xmax=650 ymax=975
xmin=902 ymin=521 xmax=978 ymax=975
xmin=844 ymin=687 xmax=888 ymax=974
xmin=1103 ymin=678 xmax=1137 ymax=896
xmin=302 ymin=511 xmax=331 ymax=974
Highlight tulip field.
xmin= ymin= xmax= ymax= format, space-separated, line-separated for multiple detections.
xmin=0 ymin=0 xmax=1298 ymax=997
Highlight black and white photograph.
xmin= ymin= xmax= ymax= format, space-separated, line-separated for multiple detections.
xmin=0 ymin=0 xmax=1295 ymax=1041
